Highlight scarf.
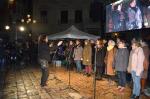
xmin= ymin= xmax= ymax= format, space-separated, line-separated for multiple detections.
xmin=107 ymin=45 xmax=114 ymax=51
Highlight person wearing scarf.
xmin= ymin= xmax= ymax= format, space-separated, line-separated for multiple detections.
xmin=105 ymin=40 xmax=117 ymax=85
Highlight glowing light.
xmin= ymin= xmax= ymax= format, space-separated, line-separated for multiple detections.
xmin=29 ymin=33 xmax=32 ymax=37
xmin=9 ymin=0 xmax=14 ymax=4
xmin=21 ymin=19 xmax=25 ymax=23
xmin=27 ymin=20 xmax=30 ymax=24
xmin=114 ymin=33 xmax=118 ymax=36
xmin=5 ymin=25 xmax=10 ymax=30
xmin=19 ymin=26 xmax=25 ymax=32
xmin=9 ymin=0 xmax=14 ymax=2
xmin=28 ymin=18 xmax=31 ymax=22
xmin=33 ymin=20 xmax=36 ymax=23
xmin=27 ymin=14 xmax=31 ymax=18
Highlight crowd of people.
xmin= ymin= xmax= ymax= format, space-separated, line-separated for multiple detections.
xmin=0 ymin=39 xmax=38 ymax=88
xmin=38 ymin=34 xmax=150 ymax=99
xmin=106 ymin=0 xmax=150 ymax=32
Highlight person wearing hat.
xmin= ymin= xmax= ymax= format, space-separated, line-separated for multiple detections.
xmin=105 ymin=40 xmax=117 ymax=84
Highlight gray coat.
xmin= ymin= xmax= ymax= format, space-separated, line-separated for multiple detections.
xmin=113 ymin=48 xmax=129 ymax=71
xmin=73 ymin=46 xmax=83 ymax=61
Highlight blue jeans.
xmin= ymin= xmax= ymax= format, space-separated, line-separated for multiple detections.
xmin=117 ymin=71 xmax=126 ymax=87
xmin=131 ymin=71 xmax=141 ymax=96
xmin=75 ymin=60 xmax=82 ymax=72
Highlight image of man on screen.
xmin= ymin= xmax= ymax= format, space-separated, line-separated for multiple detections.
xmin=126 ymin=0 xmax=143 ymax=30
xmin=111 ymin=3 xmax=125 ymax=32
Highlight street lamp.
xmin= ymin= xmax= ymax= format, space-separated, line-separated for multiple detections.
xmin=20 ymin=14 xmax=36 ymax=40
xmin=14 ymin=25 xmax=25 ymax=40
xmin=27 ymin=14 xmax=31 ymax=18
xmin=21 ymin=19 xmax=25 ymax=23
xmin=5 ymin=25 xmax=25 ymax=40
xmin=33 ymin=20 xmax=36 ymax=23
xmin=21 ymin=16 xmax=36 ymax=24
xmin=19 ymin=26 xmax=25 ymax=32
xmin=5 ymin=25 xmax=10 ymax=30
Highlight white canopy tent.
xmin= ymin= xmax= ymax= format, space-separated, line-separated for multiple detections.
xmin=48 ymin=25 xmax=100 ymax=40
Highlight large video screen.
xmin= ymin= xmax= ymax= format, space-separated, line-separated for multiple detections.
xmin=106 ymin=0 xmax=150 ymax=33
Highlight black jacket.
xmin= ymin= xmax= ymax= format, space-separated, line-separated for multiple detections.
xmin=96 ymin=47 xmax=106 ymax=66
xmin=38 ymin=43 xmax=50 ymax=61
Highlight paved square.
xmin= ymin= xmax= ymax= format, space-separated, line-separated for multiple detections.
xmin=0 ymin=65 xmax=149 ymax=99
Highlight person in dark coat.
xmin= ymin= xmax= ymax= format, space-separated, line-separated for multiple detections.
xmin=0 ymin=40 xmax=5 ymax=85
xmin=95 ymin=39 xmax=106 ymax=80
xmin=126 ymin=0 xmax=142 ymax=30
xmin=0 ymin=41 xmax=5 ymax=71
xmin=55 ymin=41 xmax=65 ymax=61
xmin=38 ymin=35 xmax=50 ymax=87
xmin=140 ymin=41 xmax=150 ymax=93
xmin=65 ymin=41 xmax=74 ymax=70
xmin=113 ymin=40 xmax=129 ymax=92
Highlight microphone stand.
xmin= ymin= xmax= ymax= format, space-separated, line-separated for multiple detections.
xmin=61 ymin=45 xmax=77 ymax=92
xmin=93 ymin=46 xmax=97 ymax=99
xmin=50 ymin=46 xmax=59 ymax=80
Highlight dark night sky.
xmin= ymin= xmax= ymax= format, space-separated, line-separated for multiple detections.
xmin=0 ymin=0 xmax=149 ymax=28
xmin=0 ymin=0 xmax=7 ymax=30
xmin=0 ymin=0 xmax=6 ymax=10
xmin=0 ymin=0 xmax=4 ymax=6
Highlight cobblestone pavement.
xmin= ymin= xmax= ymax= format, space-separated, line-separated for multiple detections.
xmin=0 ymin=67 xmax=79 ymax=99
xmin=0 ymin=65 xmax=149 ymax=99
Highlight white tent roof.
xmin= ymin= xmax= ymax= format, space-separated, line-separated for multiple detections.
xmin=48 ymin=25 xmax=100 ymax=40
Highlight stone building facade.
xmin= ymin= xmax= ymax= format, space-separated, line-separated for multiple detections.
xmin=32 ymin=0 xmax=102 ymax=38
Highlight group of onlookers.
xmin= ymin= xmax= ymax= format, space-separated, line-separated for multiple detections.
xmin=38 ymin=34 xmax=150 ymax=98
xmin=0 ymin=39 xmax=38 ymax=89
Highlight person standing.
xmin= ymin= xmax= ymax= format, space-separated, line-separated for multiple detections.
xmin=95 ymin=39 xmax=106 ymax=80
xmin=73 ymin=40 xmax=83 ymax=73
xmin=0 ymin=40 xmax=6 ymax=86
xmin=128 ymin=41 xmax=145 ymax=99
xmin=38 ymin=35 xmax=50 ymax=87
xmin=140 ymin=41 xmax=150 ymax=93
xmin=105 ymin=40 xmax=117 ymax=84
xmin=126 ymin=0 xmax=143 ymax=30
xmin=83 ymin=40 xmax=92 ymax=76
xmin=113 ymin=40 xmax=129 ymax=92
